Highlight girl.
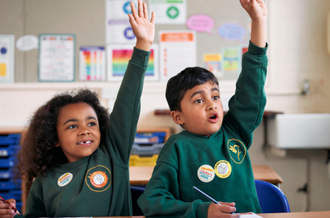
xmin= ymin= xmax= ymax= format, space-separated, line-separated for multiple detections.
xmin=0 ymin=0 xmax=155 ymax=217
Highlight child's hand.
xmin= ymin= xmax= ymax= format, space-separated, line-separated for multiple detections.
xmin=239 ymin=0 xmax=267 ymax=22
xmin=0 ymin=199 xmax=16 ymax=218
xmin=207 ymin=202 xmax=240 ymax=218
xmin=128 ymin=0 xmax=155 ymax=51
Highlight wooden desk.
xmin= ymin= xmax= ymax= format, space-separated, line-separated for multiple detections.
xmin=99 ymin=211 xmax=330 ymax=218
xmin=130 ymin=164 xmax=283 ymax=186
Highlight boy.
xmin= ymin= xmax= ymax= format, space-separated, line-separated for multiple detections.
xmin=138 ymin=0 xmax=267 ymax=217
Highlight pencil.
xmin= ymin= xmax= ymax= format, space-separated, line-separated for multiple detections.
xmin=0 ymin=196 xmax=20 ymax=215
xmin=193 ymin=186 xmax=234 ymax=214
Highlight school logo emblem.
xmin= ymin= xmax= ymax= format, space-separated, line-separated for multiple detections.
xmin=227 ymin=139 xmax=246 ymax=164
xmin=57 ymin=172 xmax=73 ymax=187
xmin=197 ymin=164 xmax=215 ymax=183
xmin=85 ymin=165 xmax=111 ymax=192
xmin=214 ymin=160 xmax=232 ymax=179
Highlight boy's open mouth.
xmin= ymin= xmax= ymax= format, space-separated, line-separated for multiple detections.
xmin=208 ymin=113 xmax=219 ymax=123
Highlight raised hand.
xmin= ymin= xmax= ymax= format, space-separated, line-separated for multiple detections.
xmin=128 ymin=0 xmax=155 ymax=51
xmin=239 ymin=0 xmax=266 ymax=21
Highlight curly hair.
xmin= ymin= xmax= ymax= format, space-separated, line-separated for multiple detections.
xmin=15 ymin=89 xmax=110 ymax=194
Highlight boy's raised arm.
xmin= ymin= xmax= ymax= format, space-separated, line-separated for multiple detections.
xmin=240 ymin=0 xmax=266 ymax=47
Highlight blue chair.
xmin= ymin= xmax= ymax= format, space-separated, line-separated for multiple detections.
xmin=130 ymin=186 xmax=145 ymax=216
xmin=255 ymin=180 xmax=290 ymax=213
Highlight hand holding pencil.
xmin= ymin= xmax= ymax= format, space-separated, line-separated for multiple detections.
xmin=0 ymin=197 xmax=19 ymax=218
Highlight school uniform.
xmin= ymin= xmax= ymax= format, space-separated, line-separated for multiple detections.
xmin=16 ymin=47 xmax=150 ymax=218
xmin=138 ymin=42 xmax=268 ymax=218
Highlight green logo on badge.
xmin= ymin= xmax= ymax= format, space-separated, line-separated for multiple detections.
xmin=167 ymin=6 xmax=179 ymax=19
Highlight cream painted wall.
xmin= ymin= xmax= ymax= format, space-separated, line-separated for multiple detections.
xmin=1 ymin=0 xmax=330 ymax=213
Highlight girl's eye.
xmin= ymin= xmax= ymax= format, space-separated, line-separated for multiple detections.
xmin=194 ymin=99 xmax=203 ymax=103
xmin=88 ymin=122 xmax=97 ymax=126
xmin=68 ymin=125 xmax=77 ymax=129
xmin=213 ymin=96 xmax=220 ymax=100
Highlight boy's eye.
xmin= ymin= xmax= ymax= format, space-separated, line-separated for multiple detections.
xmin=212 ymin=96 xmax=220 ymax=100
xmin=194 ymin=99 xmax=203 ymax=103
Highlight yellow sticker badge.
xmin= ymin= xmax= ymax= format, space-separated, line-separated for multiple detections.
xmin=57 ymin=173 xmax=73 ymax=187
xmin=197 ymin=164 xmax=215 ymax=183
xmin=227 ymin=139 xmax=246 ymax=164
xmin=214 ymin=160 xmax=232 ymax=179
xmin=85 ymin=165 xmax=111 ymax=192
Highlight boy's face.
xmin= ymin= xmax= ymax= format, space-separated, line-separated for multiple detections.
xmin=56 ymin=102 xmax=101 ymax=163
xmin=171 ymin=81 xmax=223 ymax=136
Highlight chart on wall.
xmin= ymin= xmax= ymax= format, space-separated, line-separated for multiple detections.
xmin=149 ymin=0 xmax=186 ymax=24
xmin=0 ymin=35 xmax=14 ymax=83
xmin=107 ymin=44 xmax=159 ymax=81
xmin=106 ymin=0 xmax=138 ymax=44
xmin=79 ymin=46 xmax=106 ymax=81
xmin=38 ymin=34 xmax=75 ymax=82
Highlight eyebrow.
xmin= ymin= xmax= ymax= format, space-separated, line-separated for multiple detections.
xmin=63 ymin=116 xmax=97 ymax=126
xmin=190 ymin=87 xmax=220 ymax=99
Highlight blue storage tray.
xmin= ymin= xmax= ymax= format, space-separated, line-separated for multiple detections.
xmin=134 ymin=132 xmax=166 ymax=144
xmin=0 ymin=157 xmax=16 ymax=167
xmin=0 ymin=134 xmax=21 ymax=146
xmin=0 ymin=179 xmax=21 ymax=190
xmin=0 ymin=146 xmax=20 ymax=157
xmin=0 ymin=190 xmax=22 ymax=200
xmin=0 ymin=169 xmax=12 ymax=179
xmin=16 ymin=201 xmax=22 ymax=213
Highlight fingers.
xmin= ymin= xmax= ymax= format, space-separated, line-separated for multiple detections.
xmin=138 ymin=0 xmax=143 ymax=18
xmin=150 ymin=11 xmax=155 ymax=24
xmin=219 ymin=202 xmax=236 ymax=207
xmin=130 ymin=1 xmax=138 ymax=20
xmin=143 ymin=2 xmax=149 ymax=20
xmin=218 ymin=204 xmax=236 ymax=214
xmin=128 ymin=13 xmax=137 ymax=28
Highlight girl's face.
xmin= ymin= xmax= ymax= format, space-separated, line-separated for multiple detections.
xmin=55 ymin=102 xmax=101 ymax=163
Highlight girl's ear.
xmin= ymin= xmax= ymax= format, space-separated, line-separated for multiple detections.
xmin=55 ymin=142 xmax=60 ymax=147
xmin=171 ymin=111 xmax=184 ymax=125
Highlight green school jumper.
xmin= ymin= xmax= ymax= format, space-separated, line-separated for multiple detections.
xmin=138 ymin=42 xmax=268 ymax=218
xmin=16 ymin=48 xmax=150 ymax=218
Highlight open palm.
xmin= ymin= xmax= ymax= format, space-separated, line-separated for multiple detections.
xmin=129 ymin=0 xmax=155 ymax=46
xmin=240 ymin=0 xmax=267 ymax=20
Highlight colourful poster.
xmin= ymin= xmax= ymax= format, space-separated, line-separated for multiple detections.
xmin=222 ymin=47 xmax=240 ymax=73
xmin=187 ymin=14 xmax=214 ymax=34
xmin=159 ymin=31 xmax=196 ymax=81
xmin=203 ymin=53 xmax=222 ymax=78
xmin=107 ymin=44 xmax=158 ymax=81
xmin=39 ymin=34 xmax=75 ymax=82
xmin=149 ymin=0 xmax=186 ymax=24
xmin=0 ymin=35 xmax=14 ymax=83
xmin=79 ymin=46 xmax=106 ymax=81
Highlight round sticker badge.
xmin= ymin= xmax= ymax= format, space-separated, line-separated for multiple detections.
xmin=197 ymin=165 xmax=215 ymax=183
xmin=85 ymin=165 xmax=111 ymax=192
xmin=57 ymin=173 xmax=73 ymax=187
xmin=214 ymin=160 xmax=232 ymax=179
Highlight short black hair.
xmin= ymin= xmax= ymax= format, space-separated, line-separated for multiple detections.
xmin=165 ymin=67 xmax=219 ymax=111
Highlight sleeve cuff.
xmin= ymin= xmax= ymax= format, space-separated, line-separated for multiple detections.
xmin=248 ymin=41 xmax=268 ymax=56
xmin=130 ymin=47 xmax=151 ymax=67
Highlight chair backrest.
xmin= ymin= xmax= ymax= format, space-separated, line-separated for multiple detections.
xmin=255 ymin=180 xmax=290 ymax=213
xmin=130 ymin=186 xmax=145 ymax=216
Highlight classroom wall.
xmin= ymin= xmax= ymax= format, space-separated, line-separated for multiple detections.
xmin=1 ymin=0 xmax=330 ymax=212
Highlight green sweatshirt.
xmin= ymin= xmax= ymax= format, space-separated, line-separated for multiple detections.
xmin=17 ymin=47 xmax=150 ymax=218
xmin=138 ymin=42 xmax=268 ymax=218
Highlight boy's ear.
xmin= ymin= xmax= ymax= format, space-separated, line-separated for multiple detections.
xmin=55 ymin=142 xmax=60 ymax=147
xmin=171 ymin=110 xmax=184 ymax=125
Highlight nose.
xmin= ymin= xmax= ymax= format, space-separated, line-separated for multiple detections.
xmin=79 ymin=126 xmax=90 ymax=135
xmin=206 ymin=99 xmax=217 ymax=111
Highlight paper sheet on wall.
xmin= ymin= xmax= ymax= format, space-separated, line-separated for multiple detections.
xmin=159 ymin=31 xmax=196 ymax=82
xmin=149 ymin=0 xmax=186 ymax=24
xmin=39 ymin=34 xmax=75 ymax=82
xmin=79 ymin=46 xmax=106 ymax=81
xmin=106 ymin=0 xmax=138 ymax=43
xmin=0 ymin=35 xmax=14 ymax=83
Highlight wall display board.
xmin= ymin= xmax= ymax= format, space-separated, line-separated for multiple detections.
xmin=0 ymin=35 xmax=14 ymax=83
xmin=38 ymin=34 xmax=75 ymax=82
xmin=107 ymin=44 xmax=159 ymax=81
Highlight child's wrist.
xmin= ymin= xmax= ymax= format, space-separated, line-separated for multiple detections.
xmin=135 ymin=40 xmax=152 ymax=51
